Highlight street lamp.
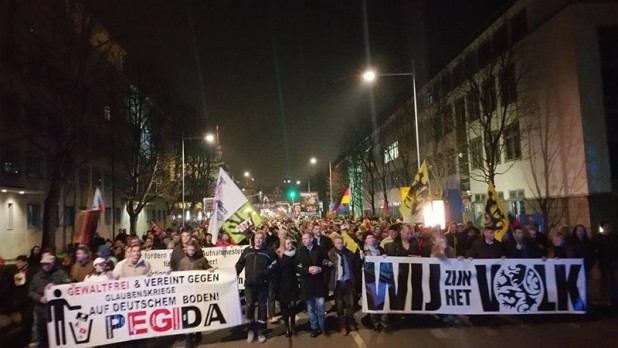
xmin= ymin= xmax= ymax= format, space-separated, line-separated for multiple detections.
xmin=244 ymin=171 xmax=250 ymax=178
xmin=361 ymin=66 xmax=421 ymax=169
xmin=182 ymin=133 xmax=216 ymax=228
xmin=310 ymin=157 xmax=317 ymax=165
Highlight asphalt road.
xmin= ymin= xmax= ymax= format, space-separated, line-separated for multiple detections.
xmin=144 ymin=306 xmax=618 ymax=348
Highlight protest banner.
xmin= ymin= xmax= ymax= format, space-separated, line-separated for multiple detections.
xmin=45 ymin=269 xmax=242 ymax=347
xmin=362 ymin=256 xmax=586 ymax=315
xmin=144 ymin=245 xmax=248 ymax=289
xmin=299 ymin=192 xmax=319 ymax=216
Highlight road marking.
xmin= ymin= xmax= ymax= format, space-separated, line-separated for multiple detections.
xmin=350 ymin=330 xmax=369 ymax=348
xmin=430 ymin=328 xmax=449 ymax=339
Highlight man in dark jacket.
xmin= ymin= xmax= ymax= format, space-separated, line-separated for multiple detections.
xmin=235 ymin=231 xmax=278 ymax=343
xmin=312 ymin=224 xmax=334 ymax=252
xmin=14 ymin=255 xmax=38 ymax=346
xmin=328 ymin=236 xmax=357 ymax=335
xmin=170 ymin=230 xmax=203 ymax=271
xmin=297 ymin=231 xmax=329 ymax=337
xmin=29 ymin=253 xmax=70 ymax=348
xmin=466 ymin=226 xmax=505 ymax=259
xmin=466 ymin=226 xmax=503 ymax=328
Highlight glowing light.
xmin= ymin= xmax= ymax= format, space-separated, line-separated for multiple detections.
xmin=422 ymin=200 xmax=446 ymax=229
xmin=205 ymin=133 xmax=215 ymax=143
xmin=18 ymin=191 xmax=25 ymax=195
xmin=362 ymin=69 xmax=376 ymax=82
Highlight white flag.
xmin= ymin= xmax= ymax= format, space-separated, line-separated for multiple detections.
xmin=207 ymin=168 xmax=248 ymax=243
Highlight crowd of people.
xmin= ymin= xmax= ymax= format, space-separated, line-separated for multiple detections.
xmin=3 ymin=217 xmax=618 ymax=347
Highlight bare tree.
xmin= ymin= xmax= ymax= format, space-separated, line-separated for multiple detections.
xmin=2 ymin=0 xmax=125 ymax=247
xmin=526 ymin=88 xmax=586 ymax=234
xmin=452 ymin=22 xmax=529 ymax=184
xmin=115 ymin=83 xmax=174 ymax=234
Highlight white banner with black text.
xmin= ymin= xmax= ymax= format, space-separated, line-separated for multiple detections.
xmin=144 ymin=245 xmax=248 ymax=289
xmin=362 ymin=257 xmax=586 ymax=314
xmin=45 ymin=269 xmax=243 ymax=347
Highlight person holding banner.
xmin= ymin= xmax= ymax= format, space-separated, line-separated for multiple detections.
xmin=178 ymin=239 xmax=215 ymax=348
xmin=235 ymin=231 xmax=278 ymax=344
xmin=362 ymin=232 xmax=388 ymax=332
xmin=170 ymin=230 xmax=202 ymax=271
xmin=466 ymin=226 xmax=504 ymax=328
xmin=112 ymin=245 xmax=152 ymax=279
xmin=29 ymin=253 xmax=70 ymax=348
xmin=297 ymin=231 xmax=330 ymax=338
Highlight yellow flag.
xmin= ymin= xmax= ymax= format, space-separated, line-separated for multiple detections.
xmin=399 ymin=161 xmax=431 ymax=222
xmin=483 ymin=179 xmax=509 ymax=241
xmin=341 ymin=230 xmax=359 ymax=253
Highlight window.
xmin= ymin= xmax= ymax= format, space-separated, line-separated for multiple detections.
xmin=454 ymin=98 xmax=466 ymax=127
xmin=469 ymin=137 xmax=483 ymax=169
xmin=425 ymin=91 xmax=434 ymax=106
xmin=79 ymin=168 xmax=89 ymax=187
xmin=443 ymin=104 xmax=454 ymax=134
xmin=433 ymin=117 xmax=443 ymax=141
xmin=114 ymin=207 xmax=121 ymax=224
xmin=65 ymin=206 xmax=75 ymax=227
xmin=478 ymin=39 xmax=492 ymax=68
xmin=493 ymin=26 xmax=508 ymax=57
xmin=509 ymin=189 xmax=526 ymax=215
xmin=105 ymin=207 xmax=112 ymax=225
xmin=467 ymin=90 xmax=480 ymax=122
xmin=500 ymin=64 xmax=517 ymax=106
xmin=7 ymin=203 xmax=14 ymax=230
xmin=465 ymin=52 xmax=478 ymax=77
xmin=511 ymin=9 xmax=528 ymax=44
xmin=504 ymin=123 xmax=522 ymax=161
xmin=384 ymin=141 xmax=399 ymax=164
xmin=27 ymin=154 xmax=43 ymax=178
xmin=2 ymin=149 xmax=20 ymax=175
xmin=92 ymin=169 xmax=102 ymax=188
xmin=104 ymin=106 xmax=111 ymax=121
xmin=104 ymin=171 xmax=112 ymax=190
xmin=27 ymin=204 xmax=41 ymax=229
xmin=481 ymin=79 xmax=496 ymax=113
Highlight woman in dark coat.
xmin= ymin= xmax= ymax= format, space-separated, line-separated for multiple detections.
xmin=276 ymin=237 xmax=299 ymax=337
xmin=571 ymin=224 xmax=596 ymax=313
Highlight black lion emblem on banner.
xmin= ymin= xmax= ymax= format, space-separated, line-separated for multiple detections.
xmin=493 ymin=265 xmax=543 ymax=313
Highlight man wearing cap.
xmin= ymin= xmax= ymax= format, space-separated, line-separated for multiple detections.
xmin=84 ymin=258 xmax=114 ymax=282
xmin=29 ymin=253 xmax=70 ymax=348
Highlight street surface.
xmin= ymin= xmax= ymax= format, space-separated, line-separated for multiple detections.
xmin=146 ymin=307 xmax=618 ymax=348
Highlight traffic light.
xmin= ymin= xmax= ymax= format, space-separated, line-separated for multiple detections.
xmin=288 ymin=189 xmax=297 ymax=200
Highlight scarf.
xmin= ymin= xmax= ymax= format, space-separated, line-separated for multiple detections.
xmin=283 ymin=248 xmax=296 ymax=257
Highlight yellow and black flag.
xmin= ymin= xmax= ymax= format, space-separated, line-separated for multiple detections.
xmin=483 ymin=179 xmax=509 ymax=241
xmin=399 ymin=160 xmax=431 ymax=221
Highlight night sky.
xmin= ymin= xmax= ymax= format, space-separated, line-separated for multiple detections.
xmin=97 ymin=0 xmax=510 ymax=188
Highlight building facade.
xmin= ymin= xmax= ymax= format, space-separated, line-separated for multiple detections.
xmin=338 ymin=0 xmax=618 ymax=233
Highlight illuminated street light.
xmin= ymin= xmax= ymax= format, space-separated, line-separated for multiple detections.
xmin=205 ymin=133 xmax=215 ymax=143
xmin=361 ymin=65 xmax=421 ymax=169
xmin=310 ymin=157 xmax=317 ymax=165
xmin=244 ymin=171 xmax=250 ymax=178
xmin=362 ymin=69 xmax=376 ymax=82
xmin=296 ymin=180 xmax=301 ymax=185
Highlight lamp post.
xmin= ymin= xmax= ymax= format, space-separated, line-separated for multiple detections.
xmin=362 ymin=65 xmax=421 ymax=170
xmin=182 ymin=133 xmax=215 ymax=228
